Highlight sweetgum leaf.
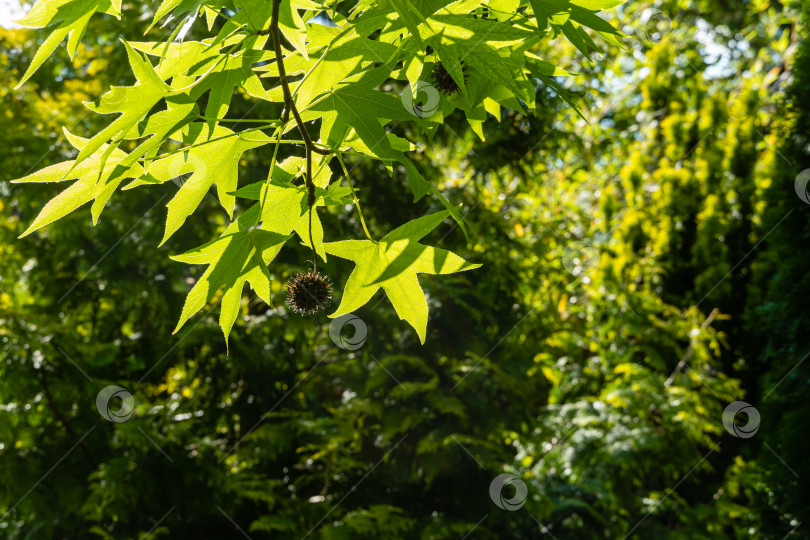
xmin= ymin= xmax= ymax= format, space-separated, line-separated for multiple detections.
xmin=325 ymin=211 xmax=481 ymax=343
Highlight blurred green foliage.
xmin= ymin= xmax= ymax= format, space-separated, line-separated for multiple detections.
xmin=1 ymin=0 xmax=808 ymax=538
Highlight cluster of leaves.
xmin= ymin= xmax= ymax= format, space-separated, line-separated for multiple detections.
xmin=11 ymin=0 xmax=627 ymax=344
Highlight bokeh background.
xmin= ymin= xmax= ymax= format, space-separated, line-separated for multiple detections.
xmin=1 ymin=0 xmax=809 ymax=538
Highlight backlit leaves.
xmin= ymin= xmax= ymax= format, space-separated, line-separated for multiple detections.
xmin=75 ymin=41 xmax=171 ymax=169
xmin=170 ymin=212 xmax=290 ymax=346
xmin=325 ymin=211 xmax=481 ymax=343
xmin=11 ymin=128 xmax=143 ymax=236
xmin=14 ymin=0 xmax=122 ymax=87
xmin=125 ymin=123 xmax=274 ymax=245
xmin=13 ymin=0 xmax=628 ymax=342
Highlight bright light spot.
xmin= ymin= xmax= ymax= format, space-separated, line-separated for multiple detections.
xmin=0 ymin=0 xmax=26 ymax=28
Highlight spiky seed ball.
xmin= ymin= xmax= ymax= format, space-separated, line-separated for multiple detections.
xmin=286 ymin=271 xmax=332 ymax=315
xmin=431 ymin=61 xmax=469 ymax=95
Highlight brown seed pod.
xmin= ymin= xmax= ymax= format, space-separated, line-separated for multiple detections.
xmin=286 ymin=270 xmax=333 ymax=315
xmin=431 ymin=61 xmax=469 ymax=95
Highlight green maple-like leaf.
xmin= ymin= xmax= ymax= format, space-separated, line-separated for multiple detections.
xmin=307 ymin=75 xmax=417 ymax=159
xmin=11 ymin=128 xmax=143 ymax=237
xmin=124 ymin=122 xmax=273 ymax=244
xmin=129 ymin=39 xmax=229 ymax=83
xmin=170 ymin=208 xmax=290 ymax=347
xmin=72 ymin=40 xmax=171 ymax=170
xmin=291 ymin=25 xmax=398 ymax=110
xmin=14 ymin=0 xmax=122 ymax=88
xmin=92 ymin=94 xmax=198 ymax=223
xmin=378 ymin=0 xmax=427 ymax=43
xmin=222 ymin=0 xmax=320 ymax=59
xmin=145 ymin=0 xmax=199 ymax=33
xmin=230 ymin=154 xmax=353 ymax=260
xmin=325 ymin=211 xmax=481 ymax=343
xmin=530 ymin=0 xmax=626 ymax=58
xmin=423 ymin=14 xmax=539 ymax=105
xmin=233 ymin=180 xmax=327 ymax=261
xmin=186 ymin=49 xmax=276 ymax=129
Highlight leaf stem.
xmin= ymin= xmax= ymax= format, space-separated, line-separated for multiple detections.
xmin=337 ymin=152 xmax=373 ymax=242
xmin=292 ymin=45 xmax=331 ymax=99
xmin=234 ymin=0 xmax=259 ymax=33
xmin=196 ymin=116 xmax=282 ymax=124
xmin=136 ymin=124 xmax=277 ymax=162
xmin=260 ymin=126 xmax=284 ymax=218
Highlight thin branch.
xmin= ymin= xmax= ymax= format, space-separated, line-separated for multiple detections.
xmin=271 ymin=0 xmax=313 ymax=149
xmin=664 ymin=308 xmax=719 ymax=388
xmin=270 ymin=0 xmax=330 ymax=270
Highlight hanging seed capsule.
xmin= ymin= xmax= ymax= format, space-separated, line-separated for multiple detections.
xmin=286 ymin=270 xmax=333 ymax=315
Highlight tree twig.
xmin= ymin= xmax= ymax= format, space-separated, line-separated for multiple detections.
xmin=664 ymin=308 xmax=720 ymax=388
xmin=270 ymin=0 xmax=330 ymax=270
